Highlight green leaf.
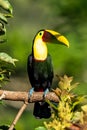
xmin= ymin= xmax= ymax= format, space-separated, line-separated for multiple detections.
xmin=0 ymin=38 xmax=7 ymax=43
xmin=0 ymin=13 xmax=7 ymax=24
xmin=0 ymin=74 xmax=4 ymax=81
xmin=46 ymin=99 xmax=58 ymax=110
xmin=4 ymin=13 xmax=13 ymax=18
xmin=72 ymin=111 xmax=83 ymax=123
xmin=0 ymin=22 xmax=6 ymax=35
xmin=0 ymin=0 xmax=13 ymax=14
xmin=0 ymin=52 xmax=18 ymax=66
xmin=0 ymin=13 xmax=13 ymax=24
xmin=81 ymin=104 xmax=87 ymax=113
xmin=35 ymin=126 xmax=47 ymax=130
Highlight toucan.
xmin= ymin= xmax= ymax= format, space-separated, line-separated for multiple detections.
xmin=27 ymin=29 xmax=69 ymax=119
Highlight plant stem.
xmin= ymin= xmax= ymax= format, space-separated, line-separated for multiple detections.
xmin=8 ymin=102 xmax=28 ymax=130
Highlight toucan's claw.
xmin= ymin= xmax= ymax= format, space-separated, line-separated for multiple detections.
xmin=28 ymin=87 xmax=34 ymax=101
xmin=29 ymin=87 xmax=34 ymax=96
xmin=43 ymin=88 xmax=49 ymax=98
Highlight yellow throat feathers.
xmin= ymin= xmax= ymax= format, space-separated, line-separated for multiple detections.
xmin=33 ymin=38 xmax=47 ymax=61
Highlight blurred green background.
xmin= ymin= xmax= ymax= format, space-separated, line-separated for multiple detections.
xmin=0 ymin=0 xmax=87 ymax=129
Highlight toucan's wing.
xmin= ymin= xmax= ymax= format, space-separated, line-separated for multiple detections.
xmin=47 ymin=54 xmax=54 ymax=85
xmin=27 ymin=54 xmax=34 ymax=86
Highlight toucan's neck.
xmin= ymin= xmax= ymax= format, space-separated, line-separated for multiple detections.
xmin=33 ymin=38 xmax=48 ymax=61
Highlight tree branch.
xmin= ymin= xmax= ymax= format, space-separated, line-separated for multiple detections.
xmin=0 ymin=89 xmax=59 ymax=102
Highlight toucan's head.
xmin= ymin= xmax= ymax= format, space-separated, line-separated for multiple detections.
xmin=33 ymin=29 xmax=69 ymax=61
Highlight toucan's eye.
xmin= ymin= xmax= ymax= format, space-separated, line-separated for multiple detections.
xmin=39 ymin=32 xmax=42 ymax=36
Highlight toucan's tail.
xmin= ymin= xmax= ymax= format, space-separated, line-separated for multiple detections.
xmin=33 ymin=102 xmax=51 ymax=119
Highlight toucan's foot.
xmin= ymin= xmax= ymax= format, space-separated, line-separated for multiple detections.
xmin=28 ymin=87 xmax=34 ymax=101
xmin=29 ymin=87 xmax=34 ymax=96
xmin=43 ymin=88 xmax=49 ymax=98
